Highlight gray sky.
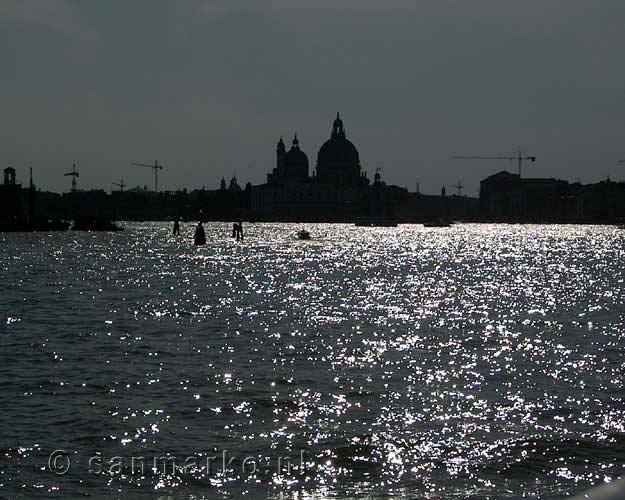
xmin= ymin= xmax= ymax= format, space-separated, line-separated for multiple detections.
xmin=2 ymin=0 xmax=624 ymax=195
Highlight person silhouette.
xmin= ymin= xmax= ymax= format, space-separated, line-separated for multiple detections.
xmin=173 ymin=219 xmax=180 ymax=236
xmin=237 ymin=220 xmax=244 ymax=241
xmin=194 ymin=221 xmax=206 ymax=246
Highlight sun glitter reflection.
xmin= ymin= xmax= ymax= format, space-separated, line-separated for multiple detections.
xmin=1 ymin=223 xmax=624 ymax=499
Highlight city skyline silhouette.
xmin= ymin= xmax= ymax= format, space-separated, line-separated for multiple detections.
xmin=2 ymin=1 xmax=625 ymax=195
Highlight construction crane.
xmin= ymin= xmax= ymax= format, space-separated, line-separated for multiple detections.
xmin=131 ymin=160 xmax=164 ymax=192
xmin=453 ymin=151 xmax=536 ymax=177
xmin=450 ymin=181 xmax=464 ymax=196
xmin=64 ymin=163 xmax=79 ymax=192
xmin=113 ymin=179 xmax=126 ymax=192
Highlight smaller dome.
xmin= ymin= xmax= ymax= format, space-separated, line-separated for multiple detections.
xmin=285 ymin=135 xmax=308 ymax=166
xmin=285 ymin=146 xmax=308 ymax=166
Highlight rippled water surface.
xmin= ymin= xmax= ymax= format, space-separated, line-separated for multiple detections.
xmin=1 ymin=223 xmax=624 ymax=499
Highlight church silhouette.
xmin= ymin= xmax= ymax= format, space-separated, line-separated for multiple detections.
xmin=253 ymin=113 xmax=394 ymax=221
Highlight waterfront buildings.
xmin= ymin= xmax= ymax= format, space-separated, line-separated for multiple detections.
xmin=6 ymin=114 xmax=625 ymax=224
xmin=480 ymin=171 xmax=625 ymax=223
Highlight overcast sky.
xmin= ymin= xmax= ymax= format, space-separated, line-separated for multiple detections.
xmin=2 ymin=0 xmax=624 ymax=195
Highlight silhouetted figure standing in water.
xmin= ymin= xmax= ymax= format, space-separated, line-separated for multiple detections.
xmin=231 ymin=221 xmax=244 ymax=241
xmin=194 ymin=222 xmax=206 ymax=246
xmin=173 ymin=219 xmax=180 ymax=236
xmin=237 ymin=220 xmax=244 ymax=241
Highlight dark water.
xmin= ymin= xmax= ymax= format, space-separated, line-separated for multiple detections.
xmin=1 ymin=223 xmax=624 ymax=499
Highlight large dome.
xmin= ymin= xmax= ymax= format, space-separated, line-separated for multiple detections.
xmin=315 ymin=113 xmax=365 ymax=185
xmin=317 ymin=135 xmax=359 ymax=165
xmin=317 ymin=113 xmax=360 ymax=166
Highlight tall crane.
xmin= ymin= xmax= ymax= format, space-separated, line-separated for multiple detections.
xmin=131 ymin=160 xmax=164 ymax=192
xmin=113 ymin=179 xmax=126 ymax=192
xmin=450 ymin=181 xmax=464 ymax=196
xmin=64 ymin=163 xmax=79 ymax=192
xmin=453 ymin=151 xmax=536 ymax=177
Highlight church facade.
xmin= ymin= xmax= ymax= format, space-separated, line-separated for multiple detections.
xmin=252 ymin=114 xmax=400 ymax=221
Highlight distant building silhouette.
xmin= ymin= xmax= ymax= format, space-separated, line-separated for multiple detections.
xmin=4 ymin=166 xmax=16 ymax=186
xmin=253 ymin=113 xmax=400 ymax=221
xmin=228 ymin=176 xmax=242 ymax=192
xmin=480 ymin=170 xmax=625 ymax=222
xmin=249 ymin=114 xmax=485 ymax=222
xmin=249 ymin=113 xmax=482 ymax=222
xmin=0 ymin=167 xmax=27 ymax=224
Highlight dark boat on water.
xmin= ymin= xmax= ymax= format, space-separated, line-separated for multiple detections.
xmin=297 ymin=229 xmax=311 ymax=240
xmin=72 ymin=216 xmax=124 ymax=231
xmin=423 ymin=218 xmax=452 ymax=228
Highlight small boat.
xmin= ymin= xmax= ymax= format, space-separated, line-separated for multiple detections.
xmin=37 ymin=218 xmax=70 ymax=231
xmin=423 ymin=218 xmax=452 ymax=228
xmin=297 ymin=230 xmax=311 ymax=240
xmin=72 ymin=216 xmax=123 ymax=231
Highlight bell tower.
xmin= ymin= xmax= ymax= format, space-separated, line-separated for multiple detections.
xmin=277 ymin=137 xmax=286 ymax=170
